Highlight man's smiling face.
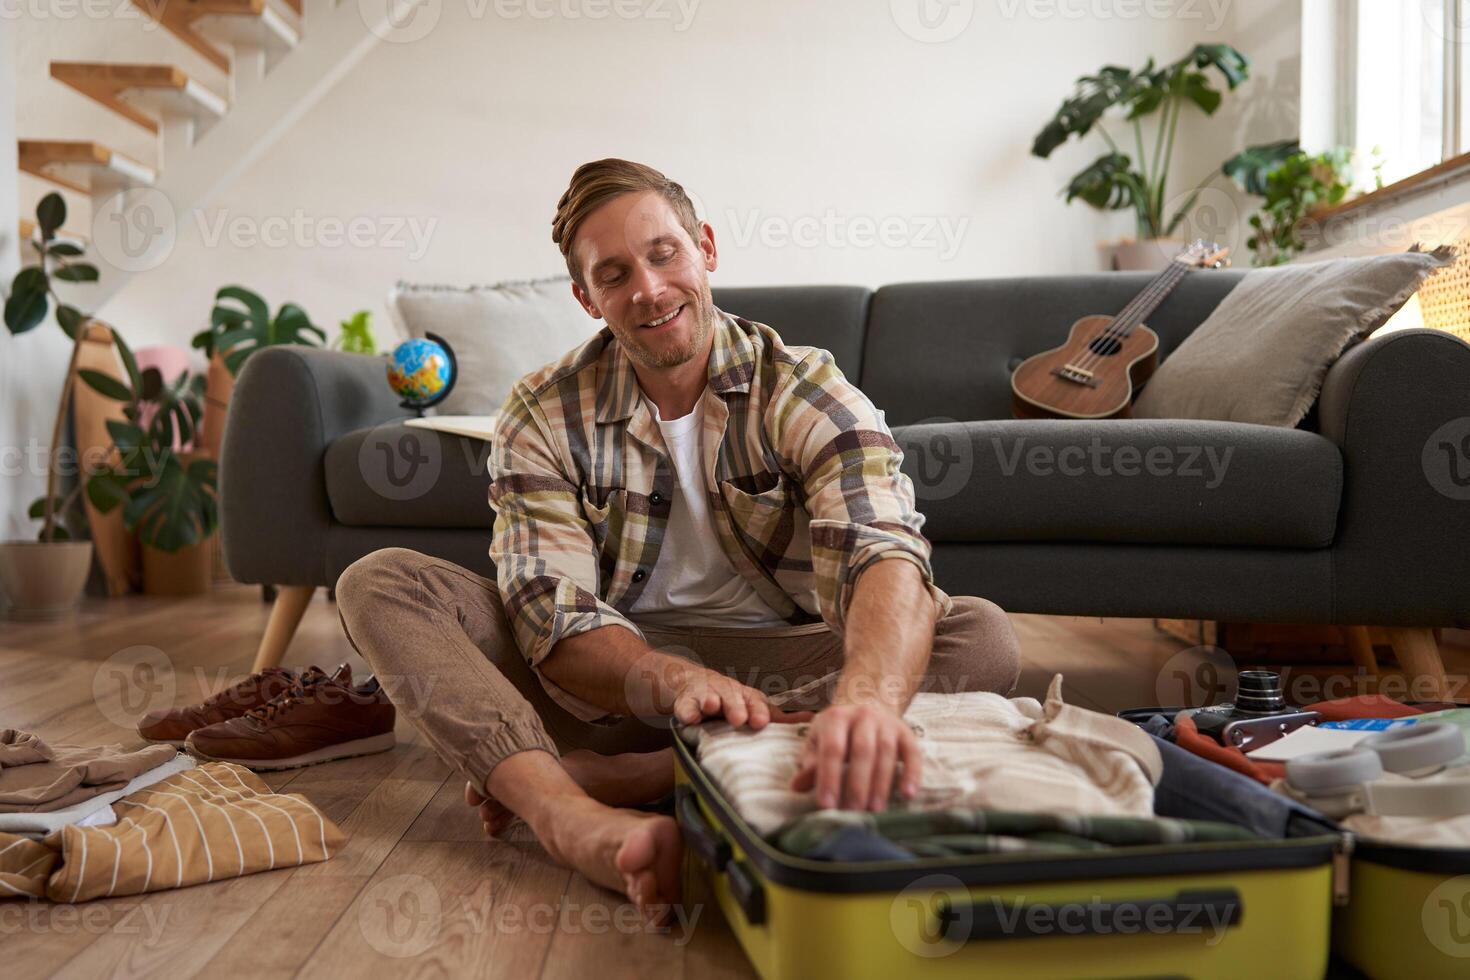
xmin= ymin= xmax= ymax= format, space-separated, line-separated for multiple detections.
xmin=569 ymin=190 xmax=718 ymax=370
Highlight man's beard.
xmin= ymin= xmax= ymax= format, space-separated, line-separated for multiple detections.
xmin=618 ymin=291 xmax=716 ymax=369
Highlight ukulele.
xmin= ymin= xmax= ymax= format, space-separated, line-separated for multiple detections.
xmin=1010 ymin=240 xmax=1230 ymax=420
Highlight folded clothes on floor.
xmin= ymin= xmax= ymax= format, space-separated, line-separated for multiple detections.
xmin=0 ymin=761 xmax=345 ymax=902
xmin=0 ymin=751 xmax=196 ymax=839
xmin=0 ymin=730 xmax=178 ymax=813
xmin=695 ymin=675 xmax=1163 ymax=836
xmin=773 ymin=807 xmax=1258 ymax=861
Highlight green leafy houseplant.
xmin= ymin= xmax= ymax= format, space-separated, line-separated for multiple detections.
xmin=192 ymin=285 xmax=325 ymax=377
xmin=333 ymin=310 xmax=377 ymax=355
xmin=1223 ymin=141 xmax=1356 ymax=266
xmin=1033 ymin=44 xmax=1251 ymax=241
xmin=3 ymin=192 xmax=101 ymax=544
xmin=81 ymin=330 xmax=219 ymax=553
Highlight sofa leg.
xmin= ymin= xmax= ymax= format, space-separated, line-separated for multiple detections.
xmin=1384 ymin=626 xmax=1450 ymax=701
xmin=1342 ymin=626 xmax=1380 ymax=676
xmin=251 ymin=585 xmax=316 ymax=672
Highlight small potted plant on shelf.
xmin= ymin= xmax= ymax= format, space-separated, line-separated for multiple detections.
xmin=82 ymin=331 xmax=220 ymax=596
xmin=0 ymin=193 xmax=101 ymax=618
xmin=1032 ymin=43 xmax=1252 ymax=271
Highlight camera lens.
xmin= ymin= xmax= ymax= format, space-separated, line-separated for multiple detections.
xmin=1234 ymin=670 xmax=1287 ymax=716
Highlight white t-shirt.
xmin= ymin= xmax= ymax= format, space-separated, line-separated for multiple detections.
xmin=628 ymin=394 xmax=787 ymax=629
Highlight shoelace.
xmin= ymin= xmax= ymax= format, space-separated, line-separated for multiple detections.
xmin=245 ymin=667 xmax=334 ymax=724
xmin=198 ymin=667 xmax=294 ymax=710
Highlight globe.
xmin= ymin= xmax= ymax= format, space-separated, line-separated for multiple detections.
xmin=386 ymin=335 xmax=456 ymax=412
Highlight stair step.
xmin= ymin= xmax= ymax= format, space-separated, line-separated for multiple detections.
xmin=18 ymin=218 xmax=90 ymax=252
xmin=51 ymin=62 xmax=228 ymax=135
xmin=18 ymin=140 xmax=157 ymax=194
xmin=130 ymin=0 xmax=300 ymax=74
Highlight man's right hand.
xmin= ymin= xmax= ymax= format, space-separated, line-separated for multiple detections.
xmin=668 ymin=667 xmax=813 ymax=729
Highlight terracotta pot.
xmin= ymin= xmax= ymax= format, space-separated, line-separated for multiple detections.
xmin=142 ymin=535 xmax=216 ymax=596
xmin=0 ymin=539 xmax=95 ymax=619
xmin=1101 ymin=238 xmax=1185 ymax=272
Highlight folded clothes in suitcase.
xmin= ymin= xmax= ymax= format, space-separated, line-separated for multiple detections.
xmin=672 ymin=721 xmax=1340 ymax=980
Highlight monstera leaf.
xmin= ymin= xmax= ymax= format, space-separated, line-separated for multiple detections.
xmin=1064 ymin=153 xmax=1148 ymax=211
xmin=194 ymin=285 xmax=326 ymax=376
xmin=1223 ymin=139 xmax=1302 ymax=196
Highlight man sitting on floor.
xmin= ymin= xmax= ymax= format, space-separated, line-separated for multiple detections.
xmin=335 ymin=158 xmax=1021 ymax=921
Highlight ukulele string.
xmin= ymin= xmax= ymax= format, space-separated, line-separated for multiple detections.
xmin=1072 ymin=262 xmax=1188 ymax=376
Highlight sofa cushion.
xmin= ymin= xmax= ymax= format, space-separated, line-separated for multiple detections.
xmin=893 ymin=419 xmax=1342 ymax=548
xmin=325 ymin=422 xmax=493 ymax=528
xmin=388 ymin=277 xmax=596 ymax=416
xmin=862 ymin=272 xmax=1245 ymax=425
xmin=711 ymin=285 xmax=870 ymax=381
xmin=1133 ymin=249 xmax=1455 ymax=426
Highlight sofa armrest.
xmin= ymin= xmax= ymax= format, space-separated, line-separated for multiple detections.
xmin=220 ymin=346 xmax=408 ymax=586
xmin=1318 ymin=328 xmax=1470 ymax=626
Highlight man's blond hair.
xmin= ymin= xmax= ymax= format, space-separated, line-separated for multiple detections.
xmin=551 ymin=158 xmax=701 ymax=286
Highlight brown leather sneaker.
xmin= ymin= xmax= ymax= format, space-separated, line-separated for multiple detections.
xmin=137 ymin=666 xmax=301 ymax=747
xmin=184 ymin=664 xmax=396 ymax=771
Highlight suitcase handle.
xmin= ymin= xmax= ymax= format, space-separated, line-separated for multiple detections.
xmin=940 ymin=888 xmax=1242 ymax=942
xmin=674 ymin=788 xmax=767 ymax=925
xmin=676 ymin=787 xmax=731 ymax=872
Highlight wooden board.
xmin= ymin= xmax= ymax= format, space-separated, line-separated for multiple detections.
xmin=70 ymin=322 xmax=139 ymax=596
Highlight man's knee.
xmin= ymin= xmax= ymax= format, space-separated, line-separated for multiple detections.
xmin=336 ymin=546 xmax=425 ymax=625
xmin=938 ymin=595 xmax=1021 ymax=695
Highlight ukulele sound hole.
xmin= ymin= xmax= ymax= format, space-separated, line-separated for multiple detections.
xmin=1088 ymin=335 xmax=1124 ymax=356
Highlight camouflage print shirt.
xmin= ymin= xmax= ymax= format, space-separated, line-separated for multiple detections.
xmin=488 ymin=309 xmax=952 ymax=673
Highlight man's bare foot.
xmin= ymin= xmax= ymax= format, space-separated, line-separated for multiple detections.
xmin=537 ymin=796 xmax=683 ymax=922
xmin=466 ymin=748 xmax=674 ymax=836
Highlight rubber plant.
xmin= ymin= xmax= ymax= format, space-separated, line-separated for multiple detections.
xmin=2 ymin=192 xmax=99 ymax=543
xmin=81 ymin=332 xmax=219 ymax=553
xmin=1223 ymin=140 xmax=1356 ymax=266
xmin=191 ymin=285 xmax=325 ymax=376
xmin=1033 ymin=44 xmax=1252 ymax=240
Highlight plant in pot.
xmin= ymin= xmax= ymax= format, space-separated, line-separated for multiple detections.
xmin=1223 ymin=140 xmax=1362 ymax=266
xmin=0 ymin=193 xmax=102 ymax=618
xmin=191 ymin=285 xmax=325 ymax=459
xmin=1032 ymin=44 xmax=1251 ymax=271
xmin=81 ymin=331 xmax=220 ymax=596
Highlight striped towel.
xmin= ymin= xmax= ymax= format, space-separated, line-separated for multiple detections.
xmin=0 ymin=762 xmax=344 ymax=903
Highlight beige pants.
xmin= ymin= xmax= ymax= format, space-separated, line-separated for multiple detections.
xmin=336 ymin=547 xmax=1021 ymax=793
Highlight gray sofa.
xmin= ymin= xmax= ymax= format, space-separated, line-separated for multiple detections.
xmin=220 ymin=273 xmax=1470 ymax=682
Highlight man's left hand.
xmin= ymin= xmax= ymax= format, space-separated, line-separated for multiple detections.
xmin=790 ymin=702 xmax=922 ymax=811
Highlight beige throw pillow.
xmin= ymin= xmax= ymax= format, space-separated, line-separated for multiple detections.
xmin=1132 ymin=247 xmax=1454 ymax=426
xmin=387 ymin=276 xmax=598 ymax=416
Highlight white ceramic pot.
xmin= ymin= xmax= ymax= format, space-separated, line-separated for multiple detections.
xmin=1101 ymin=238 xmax=1185 ymax=272
xmin=0 ymin=539 xmax=94 ymax=619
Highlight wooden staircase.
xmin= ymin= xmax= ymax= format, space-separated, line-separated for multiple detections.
xmin=15 ymin=0 xmax=405 ymax=309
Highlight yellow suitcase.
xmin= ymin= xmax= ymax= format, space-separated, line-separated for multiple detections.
xmin=672 ymin=730 xmax=1339 ymax=980
xmin=1334 ymin=838 xmax=1470 ymax=979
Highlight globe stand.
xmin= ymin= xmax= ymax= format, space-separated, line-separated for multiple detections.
xmin=394 ymin=331 xmax=459 ymax=418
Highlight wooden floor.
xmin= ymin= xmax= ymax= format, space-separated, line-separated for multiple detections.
xmin=5 ymin=584 xmax=1467 ymax=978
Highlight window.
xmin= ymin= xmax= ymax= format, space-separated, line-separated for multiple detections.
xmin=1310 ymin=0 xmax=1470 ymax=189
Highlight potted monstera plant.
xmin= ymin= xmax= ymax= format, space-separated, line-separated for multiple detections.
xmin=1033 ymin=44 xmax=1252 ymax=270
xmin=191 ymin=285 xmax=324 ymax=459
xmin=0 ymin=193 xmax=101 ymax=617
xmin=82 ymin=330 xmax=220 ymax=596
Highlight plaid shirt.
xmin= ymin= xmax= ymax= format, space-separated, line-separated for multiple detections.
xmin=488 ymin=309 xmax=951 ymax=671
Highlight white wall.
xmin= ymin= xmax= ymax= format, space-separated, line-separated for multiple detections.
xmin=3 ymin=19 xmax=78 ymax=543
xmin=5 ymin=0 xmax=1297 ymax=533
